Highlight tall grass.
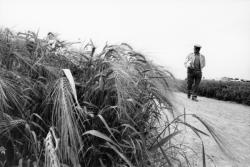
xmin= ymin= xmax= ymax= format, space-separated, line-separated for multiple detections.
xmin=0 ymin=28 xmax=234 ymax=167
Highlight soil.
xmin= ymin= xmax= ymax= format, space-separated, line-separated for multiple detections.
xmin=171 ymin=92 xmax=250 ymax=167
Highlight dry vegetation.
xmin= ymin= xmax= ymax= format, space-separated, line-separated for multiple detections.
xmin=179 ymin=79 xmax=250 ymax=106
xmin=0 ymin=28 xmax=233 ymax=167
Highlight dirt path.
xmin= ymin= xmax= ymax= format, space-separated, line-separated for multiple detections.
xmin=171 ymin=92 xmax=250 ymax=167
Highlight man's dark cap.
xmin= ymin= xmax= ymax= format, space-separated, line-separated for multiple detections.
xmin=48 ymin=32 xmax=54 ymax=36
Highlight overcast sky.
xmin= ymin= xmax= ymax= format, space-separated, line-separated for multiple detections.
xmin=1 ymin=0 xmax=250 ymax=79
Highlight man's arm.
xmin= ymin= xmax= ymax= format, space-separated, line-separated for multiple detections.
xmin=201 ymin=55 xmax=206 ymax=69
xmin=184 ymin=54 xmax=191 ymax=68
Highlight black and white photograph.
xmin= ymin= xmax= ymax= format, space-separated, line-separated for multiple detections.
xmin=0 ymin=0 xmax=249 ymax=166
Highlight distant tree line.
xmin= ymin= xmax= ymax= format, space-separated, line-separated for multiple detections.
xmin=179 ymin=80 xmax=250 ymax=106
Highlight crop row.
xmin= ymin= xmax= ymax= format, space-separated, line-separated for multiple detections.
xmin=180 ymin=80 xmax=250 ymax=105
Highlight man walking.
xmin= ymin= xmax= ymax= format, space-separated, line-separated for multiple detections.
xmin=184 ymin=44 xmax=206 ymax=101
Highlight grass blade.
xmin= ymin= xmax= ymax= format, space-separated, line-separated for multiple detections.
xmin=159 ymin=145 xmax=173 ymax=167
xmin=149 ymin=131 xmax=181 ymax=152
xmin=106 ymin=142 xmax=134 ymax=167
xmin=202 ymin=141 xmax=206 ymax=167
xmin=82 ymin=130 xmax=119 ymax=148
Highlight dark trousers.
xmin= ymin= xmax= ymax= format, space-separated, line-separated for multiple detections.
xmin=187 ymin=68 xmax=202 ymax=97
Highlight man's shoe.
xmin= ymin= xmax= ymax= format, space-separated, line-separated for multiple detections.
xmin=192 ymin=96 xmax=198 ymax=102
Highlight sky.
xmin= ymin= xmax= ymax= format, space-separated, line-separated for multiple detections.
xmin=1 ymin=0 xmax=250 ymax=80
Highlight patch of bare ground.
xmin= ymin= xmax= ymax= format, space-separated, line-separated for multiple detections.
xmin=171 ymin=92 xmax=250 ymax=167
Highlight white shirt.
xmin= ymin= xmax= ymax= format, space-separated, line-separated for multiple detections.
xmin=184 ymin=53 xmax=206 ymax=69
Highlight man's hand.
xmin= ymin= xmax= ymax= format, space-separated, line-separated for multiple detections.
xmin=187 ymin=61 xmax=193 ymax=68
